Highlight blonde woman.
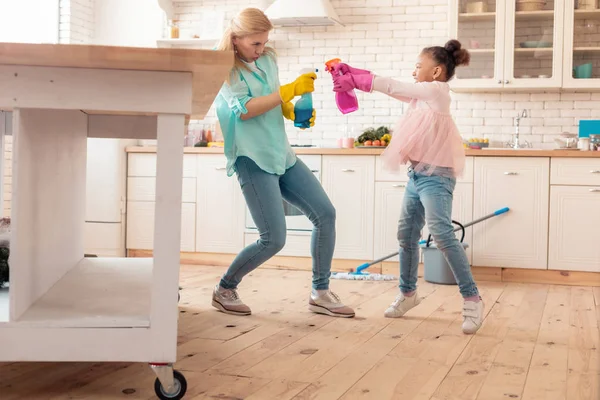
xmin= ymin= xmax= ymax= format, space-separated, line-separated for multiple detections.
xmin=211 ymin=7 xmax=354 ymax=318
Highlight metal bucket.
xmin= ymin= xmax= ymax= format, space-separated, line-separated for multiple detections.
xmin=420 ymin=220 xmax=469 ymax=285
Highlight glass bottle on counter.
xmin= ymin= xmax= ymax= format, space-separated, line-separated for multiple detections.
xmin=169 ymin=19 xmax=180 ymax=39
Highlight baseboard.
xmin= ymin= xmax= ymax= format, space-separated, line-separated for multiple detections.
xmin=127 ymin=250 xmax=600 ymax=287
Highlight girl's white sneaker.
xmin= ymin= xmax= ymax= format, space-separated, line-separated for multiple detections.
xmin=462 ymin=299 xmax=484 ymax=334
xmin=384 ymin=292 xmax=421 ymax=318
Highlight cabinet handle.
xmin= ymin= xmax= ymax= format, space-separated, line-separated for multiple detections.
xmin=392 ymin=184 xmax=406 ymax=188
xmin=215 ymin=166 xmax=226 ymax=170
xmin=505 ymin=79 xmax=510 ymax=84
xmin=504 ymin=172 xmax=518 ymax=175
xmin=590 ymin=170 xmax=600 ymax=174
xmin=497 ymin=80 xmax=502 ymax=84
xmin=341 ymin=169 xmax=355 ymax=172
xmin=590 ymin=189 xmax=600 ymax=192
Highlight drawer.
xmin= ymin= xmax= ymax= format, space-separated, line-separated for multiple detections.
xmin=375 ymin=156 xmax=474 ymax=183
xmin=551 ymin=158 xmax=600 ymax=186
xmin=127 ymin=177 xmax=196 ymax=202
xmin=128 ymin=153 xmax=197 ymax=177
xmin=126 ymin=201 xmax=196 ymax=251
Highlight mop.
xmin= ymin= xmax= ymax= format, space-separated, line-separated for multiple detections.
xmin=331 ymin=207 xmax=510 ymax=281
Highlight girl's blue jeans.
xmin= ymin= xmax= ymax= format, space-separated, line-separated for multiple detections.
xmin=398 ymin=168 xmax=479 ymax=298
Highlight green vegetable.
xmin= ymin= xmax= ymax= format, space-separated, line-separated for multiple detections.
xmin=356 ymin=126 xmax=390 ymax=143
xmin=194 ymin=140 xmax=208 ymax=147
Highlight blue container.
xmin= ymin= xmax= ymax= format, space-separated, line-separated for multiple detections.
xmin=294 ymin=93 xmax=313 ymax=129
xmin=294 ymin=68 xmax=317 ymax=129
xmin=578 ymin=120 xmax=600 ymax=138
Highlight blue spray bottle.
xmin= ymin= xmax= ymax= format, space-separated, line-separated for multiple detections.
xmin=294 ymin=68 xmax=318 ymax=129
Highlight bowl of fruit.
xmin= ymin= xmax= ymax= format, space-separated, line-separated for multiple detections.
xmin=466 ymin=138 xmax=489 ymax=149
xmin=354 ymin=126 xmax=392 ymax=148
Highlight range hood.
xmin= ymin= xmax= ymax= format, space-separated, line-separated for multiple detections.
xmin=264 ymin=0 xmax=344 ymax=27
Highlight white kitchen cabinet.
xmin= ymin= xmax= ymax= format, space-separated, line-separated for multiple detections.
xmin=127 ymin=177 xmax=197 ymax=203
xmin=472 ymin=157 xmax=550 ymax=269
xmin=126 ymin=152 xmax=197 ymax=252
xmin=128 ymin=153 xmax=197 ymax=178
xmin=449 ymin=0 xmax=564 ymax=90
xmin=562 ymin=0 xmax=600 ymax=88
xmin=126 ymin=201 xmax=196 ymax=251
xmin=322 ymin=155 xmax=375 ymax=260
xmin=195 ymin=154 xmax=245 ymax=254
xmin=550 ymin=157 xmax=600 ymax=186
xmin=548 ymin=185 xmax=600 ymax=272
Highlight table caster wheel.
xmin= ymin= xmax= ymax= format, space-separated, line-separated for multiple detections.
xmin=154 ymin=370 xmax=187 ymax=399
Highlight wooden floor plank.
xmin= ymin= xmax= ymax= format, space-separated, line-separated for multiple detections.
xmin=1 ymin=265 xmax=598 ymax=400
xmin=337 ymin=283 xmax=507 ymax=400
xmin=241 ymin=281 xmax=403 ymax=383
xmin=295 ymin=284 xmax=459 ymax=400
xmin=430 ymin=283 xmax=531 ymax=400
xmin=476 ymin=285 xmax=549 ymax=400
xmin=244 ymin=380 xmax=311 ymax=400
xmin=522 ymin=285 xmax=572 ymax=400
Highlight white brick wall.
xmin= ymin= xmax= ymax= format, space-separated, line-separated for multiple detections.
xmin=175 ymin=0 xmax=599 ymax=148
xmin=59 ymin=0 xmax=94 ymax=44
xmin=1 ymin=1 xmax=95 ymax=214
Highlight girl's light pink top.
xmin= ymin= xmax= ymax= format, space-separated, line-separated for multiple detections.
xmin=373 ymin=77 xmax=465 ymax=178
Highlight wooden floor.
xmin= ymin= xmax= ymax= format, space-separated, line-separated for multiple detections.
xmin=1 ymin=265 xmax=599 ymax=399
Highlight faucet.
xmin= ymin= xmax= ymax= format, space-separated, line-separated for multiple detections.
xmin=506 ymin=109 xmax=531 ymax=149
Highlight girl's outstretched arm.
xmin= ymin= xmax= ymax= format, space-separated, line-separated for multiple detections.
xmin=331 ymin=63 xmax=441 ymax=102
xmin=372 ymin=77 xmax=441 ymax=102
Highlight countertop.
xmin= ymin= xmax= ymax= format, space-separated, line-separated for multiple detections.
xmin=0 ymin=42 xmax=233 ymax=117
xmin=126 ymin=146 xmax=600 ymax=158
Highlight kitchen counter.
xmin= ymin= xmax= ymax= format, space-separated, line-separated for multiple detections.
xmin=126 ymin=146 xmax=600 ymax=157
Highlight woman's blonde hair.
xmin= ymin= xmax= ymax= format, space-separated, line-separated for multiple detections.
xmin=217 ymin=7 xmax=276 ymax=79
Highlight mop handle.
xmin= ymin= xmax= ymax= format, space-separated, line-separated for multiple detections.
xmin=357 ymin=207 xmax=510 ymax=269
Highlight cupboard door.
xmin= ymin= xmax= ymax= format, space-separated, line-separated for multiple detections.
xmin=195 ymin=155 xmax=245 ymax=254
xmin=374 ymin=182 xmax=406 ymax=261
xmin=126 ymin=201 xmax=195 ymax=251
xmin=549 ymin=185 xmax=600 ymax=272
xmin=449 ymin=0 xmax=505 ymax=90
xmin=562 ymin=0 xmax=600 ymax=89
xmin=473 ymin=157 xmax=550 ymax=269
xmin=503 ymin=0 xmax=564 ymax=89
xmin=322 ymin=155 xmax=375 ymax=260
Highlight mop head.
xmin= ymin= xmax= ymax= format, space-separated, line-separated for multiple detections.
xmin=331 ymin=271 xmax=397 ymax=281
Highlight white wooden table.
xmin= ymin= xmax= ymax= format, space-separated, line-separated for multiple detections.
xmin=0 ymin=42 xmax=232 ymax=399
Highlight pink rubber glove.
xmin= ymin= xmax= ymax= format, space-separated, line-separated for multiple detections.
xmin=331 ymin=62 xmax=371 ymax=76
xmin=332 ymin=73 xmax=374 ymax=93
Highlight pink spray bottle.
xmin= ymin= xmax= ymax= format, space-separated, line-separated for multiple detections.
xmin=325 ymin=58 xmax=359 ymax=115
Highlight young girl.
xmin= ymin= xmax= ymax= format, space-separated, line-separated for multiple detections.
xmin=211 ymin=8 xmax=354 ymax=318
xmin=332 ymin=40 xmax=483 ymax=334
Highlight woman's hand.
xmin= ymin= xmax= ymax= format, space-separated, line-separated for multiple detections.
xmin=279 ymin=72 xmax=317 ymax=103
xmin=281 ymin=102 xmax=316 ymax=129
xmin=303 ymin=109 xmax=316 ymax=130
xmin=281 ymin=101 xmax=294 ymax=121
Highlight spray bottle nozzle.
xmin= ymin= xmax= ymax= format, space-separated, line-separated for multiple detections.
xmin=325 ymin=58 xmax=342 ymax=73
